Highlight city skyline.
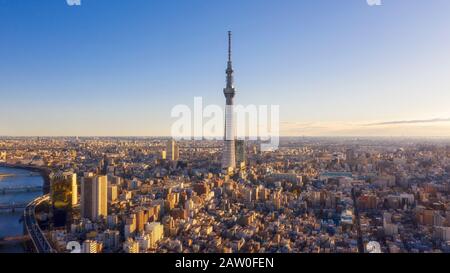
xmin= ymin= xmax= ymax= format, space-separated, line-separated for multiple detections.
xmin=2 ymin=0 xmax=450 ymax=137
xmin=3 ymin=135 xmax=450 ymax=254
xmin=2 ymin=0 xmax=450 ymax=262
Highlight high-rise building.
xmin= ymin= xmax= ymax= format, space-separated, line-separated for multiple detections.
xmin=108 ymin=174 xmax=123 ymax=186
xmin=135 ymin=209 xmax=145 ymax=233
xmin=81 ymin=174 xmax=108 ymax=221
xmin=82 ymin=240 xmax=98 ymax=253
xmin=124 ymin=213 xmax=137 ymax=239
xmin=346 ymin=148 xmax=356 ymax=161
xmin=123 ymin=238 xmax=140 ymax=253
xmin=50 ymin=171 xmax=78 ymax=207
xmin=193 ymin=182 xmax=210 ymax=196
xmin=145 ymin=222 xmax=164 ymax=248
xmin=103 ymin=230 xmax=120 ymax=250
xmin=166 ymin=139 xmax=179 ymax=161
xmin=222 ymin=31 xmax=236 ymax=171
xmin=49 ymin=171 xmax=78 ymax=227
xmin=235 ymin=140 xmax=246 ymax=167
xmin=80 ymin=174 xmax=94 ymax=220
xmin=107 ymin=184 xmax=118 ymax=204
xmin=98 ymin=154 xmax=109 ymax=175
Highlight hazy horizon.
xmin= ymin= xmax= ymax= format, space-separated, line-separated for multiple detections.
xmin=3 ymin=135 xmax=450 ymax=140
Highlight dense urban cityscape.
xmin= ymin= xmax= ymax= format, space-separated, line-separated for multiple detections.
xmin=1 ymin=1 xmax=450 ymax=262
xmin=1 ymin=136 xmax=450 ymax=253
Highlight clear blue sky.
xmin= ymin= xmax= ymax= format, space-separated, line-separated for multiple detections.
xmin=1 ymin=0 xmax=450 ymax=136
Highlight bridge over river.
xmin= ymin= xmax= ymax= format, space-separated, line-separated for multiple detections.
xmin=0 ymin=186 xmax=43 ymax=194
xmin=0 ymin=235 xmax=30 ymax=246
xmin=0 ymin=202 xmax=29 ymax=212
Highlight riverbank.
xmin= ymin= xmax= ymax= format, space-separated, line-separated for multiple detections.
xmin=0 ymin=166 xmax=44 ymax=253
xmin=0 ymin=163 xmax=50 ymax=194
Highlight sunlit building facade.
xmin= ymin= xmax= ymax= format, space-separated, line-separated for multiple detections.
xmin=50 ymin=171 xmax=77 ymax=227
xmin=81 ymin=174 xmax=108 ymax=221
xmin=166 ymin=139 xmax=179 ymax=161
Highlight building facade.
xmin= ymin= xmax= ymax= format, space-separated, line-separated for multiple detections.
xmin=166 ymin=139 xmax=179 ymax=161
xmin=50 ymin=171 xmax=78 ymax=227
xmin=81 ymin=174 xmax=108 ymax=221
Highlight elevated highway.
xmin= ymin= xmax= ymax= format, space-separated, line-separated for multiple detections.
xmin=23 ymin=195 xmax=56 ymax=253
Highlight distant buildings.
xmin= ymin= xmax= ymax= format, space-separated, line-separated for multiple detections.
xmin=383 ymin=212 xmax=399 ymax=236
xmin=166 ymin=139 xmax=179 ymax=161
xmin=341 ymin=210 xmax=354 ymax=225
xmin=145 ymin=222 xmax=164 ymax=248
xmin=108 ymin=184 xmax=118 ymax=204
xmin=0 ymin=151 xmax=6 ymax=162
xmin=82 ymin=240 xmax=99 ymax=253
xmin=434 ymin=226 xmax=450 ymax=241
xmin=235 ymin=140 xmax=246 ymax=167
xmin=123 ymin=238 xmax=140 ymax=253
xmin=7 ymin=134 xmax=450 ymax=253
xmin=81 ymin=174 xmax=108 ymax=221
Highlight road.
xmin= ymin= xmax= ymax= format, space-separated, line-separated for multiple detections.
xmin=23 ymin=195 xmax=56 ymax=253
xmin=351 ymin=188 xmax=365 ymax=253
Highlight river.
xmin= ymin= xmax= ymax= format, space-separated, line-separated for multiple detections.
xmin=0 ymin=166 xmax=44 ymax=253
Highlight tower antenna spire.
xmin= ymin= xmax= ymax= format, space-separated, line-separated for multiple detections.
xmin=228 ymin=31 xmax=232 ymax=62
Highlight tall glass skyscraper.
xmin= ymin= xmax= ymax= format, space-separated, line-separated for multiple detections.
xmin=50 ymin=171 xmax=78 ymax=227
